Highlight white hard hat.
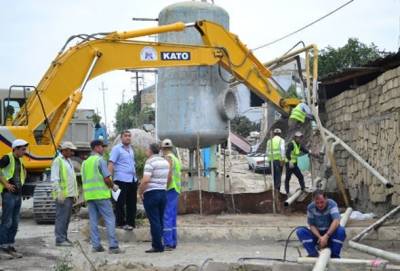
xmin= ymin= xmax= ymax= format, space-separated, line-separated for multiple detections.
xmin=60 ymin=141 xmax=77 ymax=150
xmin=12 ymin=139 xmax=29 ymax=149
xmin=273 ymin=128 xmax=282 ymax=134
xmin=294 ymin=131 xmax=303 ymax=137
xmin=161 ymin=138 xmax=173 ymax=148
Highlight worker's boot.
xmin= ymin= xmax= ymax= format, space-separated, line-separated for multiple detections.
xmin=0 ymin=247 xmax=14 ymax=260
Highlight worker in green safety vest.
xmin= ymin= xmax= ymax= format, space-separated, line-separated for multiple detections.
xmin=266 ymin=128 xmax=285 ymax=211
xmin=161 ymin=138 xmax=181 ymax=250
xmin=0 ymin=139 xmax=28 ymax=259
xmin=81 ymin=139 xmax=121 ymax=254
xmin=284 ymin=131 xmax=311 ymax=196
xmin=51 ymin=141 xmax=78 ymax=247
xmin=287 ymin=102 xmax=313 ymax=142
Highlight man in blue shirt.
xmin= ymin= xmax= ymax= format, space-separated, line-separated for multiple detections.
xmin=296 ymin=190 xmax=346 ymax=258
xmin=108 ymin=130 xmax=137 ymax=230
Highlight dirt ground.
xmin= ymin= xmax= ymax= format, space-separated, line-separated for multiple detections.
xmin=1 ymin=213 xmax=398 ymax=271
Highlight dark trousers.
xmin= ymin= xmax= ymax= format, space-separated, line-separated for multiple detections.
xmin=271 ymin=160 xmax=283 ymax=191
xmin=0 ymin=192 xmax=22 ymax=247
xmin=55 ymin=197 xmax=73 ymax=244
xmin=296 ymin=226 xmax=346 ymax=258
xmin=114 ymin=181 xmax=137 ymax=227
xmin=284 ymin=162 xmax=305 ymax=194
xmin=143 ymin=190 xmax=167 ymax=251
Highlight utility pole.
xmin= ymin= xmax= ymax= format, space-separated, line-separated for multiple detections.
xmin=99 ymin=82 xmax=108 ymax=126
xmin=122 ymin=89 xmax=125 ymax=104
xmin=131 ymin=72 xmax=144 ymax=111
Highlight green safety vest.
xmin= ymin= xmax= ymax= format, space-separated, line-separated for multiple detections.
xmin=167 ymin=153 xmax=182 ymax=193
xmin=289 ymin=104 xmax=306 ymax=123
xmin=51 ymin=156 xmax=78 ymax=199
xmin=287 ymin=141 xmax=301 ymax=163
xmin=266 ymin=136 xmax=284 ymax=161
xmin=0 ymin=153 xmax=25 ymax=193
xmin=81 ymin=155 xmax=110 ymax=201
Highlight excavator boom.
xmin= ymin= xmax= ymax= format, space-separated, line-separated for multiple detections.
xmin=4 ymin=20 xmax=304 ymax=170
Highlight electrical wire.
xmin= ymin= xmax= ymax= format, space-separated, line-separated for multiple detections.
xmin=283 ymin=226 xmax=308 ymax=261
xmin=252 ymin=0 xmax=355 ymax=51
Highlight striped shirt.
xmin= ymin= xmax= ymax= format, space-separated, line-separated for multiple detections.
xmin=143 ymin=154 xmax=170 ymax=193
xmin=307 ymin=199 xmax=340 ymax=232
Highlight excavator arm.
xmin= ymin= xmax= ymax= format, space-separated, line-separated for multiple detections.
xmin=5 ymin=20 xmax=301 ymax=170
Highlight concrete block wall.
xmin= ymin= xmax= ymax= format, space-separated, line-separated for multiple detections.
xmin=315 ymin=65 xmax=400 ymax=214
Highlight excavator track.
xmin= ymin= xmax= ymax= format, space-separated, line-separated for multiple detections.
xmin=33 ymin=182 xmax=56 ymax=224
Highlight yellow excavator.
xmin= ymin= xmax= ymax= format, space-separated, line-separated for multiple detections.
xmin=1 ymin=20 xmax=318 ymax=222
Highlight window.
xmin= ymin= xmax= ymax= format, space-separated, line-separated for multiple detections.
xmin=4 ymin=98 xmax=25 ymax=124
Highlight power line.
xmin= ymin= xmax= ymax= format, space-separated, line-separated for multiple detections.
xmin=252 ymin=0 xmax=355 ymax=51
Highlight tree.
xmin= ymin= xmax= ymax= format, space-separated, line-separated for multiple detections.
xmin=230 ymin=116 xmax=259 ymax=137
xmin=114 ymin=95 xmax=155 ymax=133
xmin=317 ymin=38 xmax=388 ymax=78
xmin=91 ymin=113 xmax=102 ymax=125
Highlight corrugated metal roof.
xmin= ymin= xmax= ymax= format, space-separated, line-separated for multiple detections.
xmin=319 ymin=51 xmax=400 ymax=99
xmin=320 ymin=52 xmax=400 ymax=86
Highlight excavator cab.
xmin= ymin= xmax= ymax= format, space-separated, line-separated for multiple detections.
xmin=0 ymin=87 xmax=30 ymax=126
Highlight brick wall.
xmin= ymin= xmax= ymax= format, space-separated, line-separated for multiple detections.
xmin=314 ymin=65 xmax=400 ymax=214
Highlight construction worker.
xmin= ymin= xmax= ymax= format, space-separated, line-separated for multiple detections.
xmin=51 ymin=141 xmax=79 ymax=247
xmin=0 ymin=139 xmax=28 ymax=259
xmin=5 ymin=105 xmax=15 ymax=126
xmin=287 ymin=101 xmax=313 ymax=142
xmin=296 ymin=190 xmax=346 ymax=258
xmin=81 ymin=140 xmax=121 ymax=254
xmin=139 ymin=143 xmax=169 ymax=253
xmin=266 ymin=128 xmax=285 ymax=191
xmin=161 ymin=139 xmax=181 ymax=250
xmin=284 ymin=131 xmax=310 ymax=195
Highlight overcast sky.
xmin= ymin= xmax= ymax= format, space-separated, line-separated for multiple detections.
xmin=1 ymin=0 xmax=399 ymax=129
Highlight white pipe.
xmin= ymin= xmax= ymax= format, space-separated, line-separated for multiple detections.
xmin=298 ymin=257 xmax=388 ymax=267
xmin=323 ymin=128 xmax=393 ymax=188
xmin=312 ymin=207 xmax=352 ymax=271
xmin=312 ymin=248 xmax=331 ymax=271
xmin=352 ymin=205 xmax=400 ymax=242
xmin=349 ymin=241 xmax=400 ymax=263
xmin=284 ymin=189 xmax=303 ymax=207
xmin=340 ymin=207 xmax=353 ymax=227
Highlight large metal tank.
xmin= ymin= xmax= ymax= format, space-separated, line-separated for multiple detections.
xmin=157 ymin=1 xmax=235 ymax=149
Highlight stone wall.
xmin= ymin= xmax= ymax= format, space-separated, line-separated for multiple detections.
xmin=315 ymin=65 xmax=400 ymax=214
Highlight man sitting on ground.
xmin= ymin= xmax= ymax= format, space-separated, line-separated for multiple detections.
xmin=296 ymin=190 xmax=346 ymax=258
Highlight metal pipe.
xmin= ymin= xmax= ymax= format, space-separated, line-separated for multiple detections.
xmin=349 ymin=241 xmax=400 ymax=263
xmin=323 ymin=128 xmax=393 ymax=188
xmin=340 ymin=207 xmax=353 ymax=227
xmin=269 ymin=133 xmax=276 ymax=214
xmin=108 ymin=21 xmax=187 ymax=40
xmin=298 ymin=257 xmax=388 ymax=267
xmin=264 ymin=44 xmax=317 ymax=67
xmin=352 ymin=205 xmax=400 ymax=242
xmin=284 ymin=189 xmax=303 ymax=207
xmin=312 ymin=248 xmax=331 ymax=271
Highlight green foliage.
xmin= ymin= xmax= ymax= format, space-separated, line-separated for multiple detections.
xmin=134 ymin=146 xmax=147 ymax=179
xmin=230 ymin=116 xmax=259 ymax=137
xmin=114 ymin=95 xmax=155 ymax=133
xmin=91 ymin=113 xmax=102 ymax=125
xmin=316 ymin=38 xmax=388 ymax=78
xmin=286 ymin=84 xmax=299 ymax=98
